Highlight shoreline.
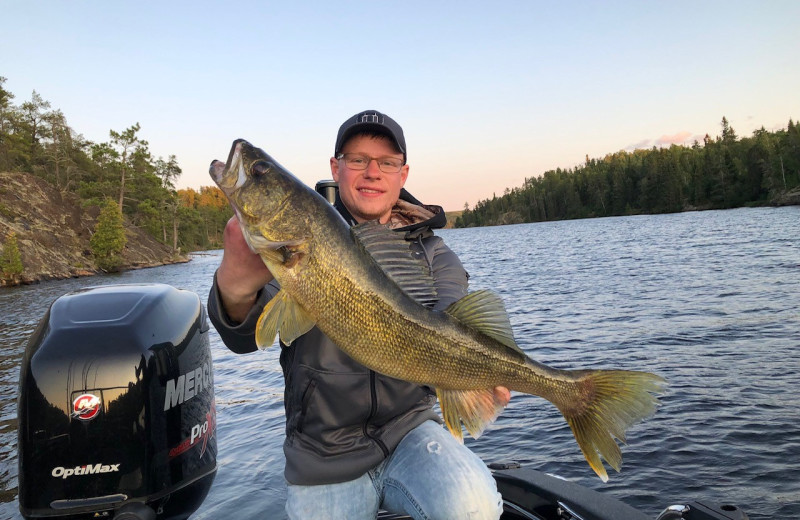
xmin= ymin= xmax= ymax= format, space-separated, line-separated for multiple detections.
xmin=1 ymin=255 xmax=192 ymax=288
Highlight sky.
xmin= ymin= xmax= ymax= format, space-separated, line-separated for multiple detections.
xmin=3 ymin=1 xmax=799 ymax=211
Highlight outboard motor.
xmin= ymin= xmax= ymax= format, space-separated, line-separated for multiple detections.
xmin=18 ymin=284 xmax=216 ymax=519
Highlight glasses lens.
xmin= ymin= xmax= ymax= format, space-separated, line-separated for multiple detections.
xmin=344 ymin=154 xmax=369 ymax=169
xmin=377 ymin=158 xmax=403 ymax=173
xmin=341 ymin=154 xmax=403 ymax=173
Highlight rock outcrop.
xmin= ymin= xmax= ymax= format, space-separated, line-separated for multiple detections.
xmin=771 ymin=186 xmax=800 ymax=207
xmin=0 ymin=171 xmax=187 ymax=285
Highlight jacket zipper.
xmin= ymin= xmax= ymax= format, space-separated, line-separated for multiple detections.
xmin=296 ymin=379 xmax=317 ymax=434
xmin=363 ymin=370 xmax=389 ymax=456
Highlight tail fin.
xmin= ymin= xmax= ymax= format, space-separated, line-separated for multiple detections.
xmin=554 ymin=370 xmax=666 ymax=482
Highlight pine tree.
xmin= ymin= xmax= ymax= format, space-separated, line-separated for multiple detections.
xmin=90 ymin=199 xmax=127 ymax=271
xmin=721 ymin=116 xmax=738 ymax=143
xmin=0 ymin=231 xmax=24 ymax=284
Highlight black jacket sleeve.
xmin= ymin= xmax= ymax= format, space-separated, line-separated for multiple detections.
xmin=207 ymin=273 xmax=280 ymax=354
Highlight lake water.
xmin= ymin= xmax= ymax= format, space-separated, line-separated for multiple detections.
xmin=1 ymin=207 xmax=798 ymax=519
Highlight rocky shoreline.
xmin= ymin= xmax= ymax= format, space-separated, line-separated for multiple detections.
xmin=2 ymin=171 xmax=797 ymax=287
xmin=1 ymin=171 xmax=189 ymax=287
xmin=1 ymin=255 xmax=193 ymax=287
xmin=771 ymin=186 xmax=800 ymax=206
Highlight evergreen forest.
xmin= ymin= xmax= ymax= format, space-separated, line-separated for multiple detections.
xmin=456 ymin=117 xmax=800 ymax=228
xmin=2 ymin=77 xmax=797 ymax=243
xmin=0 ymin=77 xmax=231 ymax=252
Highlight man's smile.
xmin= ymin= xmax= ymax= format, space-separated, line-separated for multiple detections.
xmin=357 ymin=187 xmax=385 ymax=195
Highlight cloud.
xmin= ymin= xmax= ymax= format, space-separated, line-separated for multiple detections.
xmin=655 ymin=131 xmax=692 ymax=146
xmin=626 ymin=139 xmax=652 ymax=151
xmin=624 ymin=130 xmax=708 ymax=153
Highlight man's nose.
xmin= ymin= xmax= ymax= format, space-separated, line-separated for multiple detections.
xmin=364 ymin=159 xmax=382 ymax=176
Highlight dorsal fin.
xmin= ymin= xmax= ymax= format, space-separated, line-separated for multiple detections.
xmin=351 ymin=221 xmax=438 ymax=308
xmin=444 ymin=289 xmax=526 ymax=357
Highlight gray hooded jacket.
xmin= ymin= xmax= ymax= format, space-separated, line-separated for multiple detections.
xmin=207 ymin=190 xmax=468 ymax=485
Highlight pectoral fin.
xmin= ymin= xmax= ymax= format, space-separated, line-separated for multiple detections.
xmin=255 ymin=289 xmax=316 ymax=349
xmin=435 ymin=387 xmax=506 ymax=441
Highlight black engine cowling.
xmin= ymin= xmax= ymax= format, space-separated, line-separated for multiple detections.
xmin=18 ymin=283 xmax=216 ymax=519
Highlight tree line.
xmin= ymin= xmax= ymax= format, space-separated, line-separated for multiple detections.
xmin=456 ymin=117 xmax=800 ymax=228
xmin=3 ymin=76 xmax=796 ymax=241
xmin=0 ymin=76 xmax=231 ymax=253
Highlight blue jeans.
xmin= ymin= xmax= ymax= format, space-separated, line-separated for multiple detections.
xmin=285 ymin=420 xmax=503 ymax=520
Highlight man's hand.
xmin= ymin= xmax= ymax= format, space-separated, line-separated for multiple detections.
xmin=216 ymin=216 xmax=273 ymax=323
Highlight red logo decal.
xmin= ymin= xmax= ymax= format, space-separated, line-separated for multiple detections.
xmin=168 ymin=402 xmax=217 ymax=459
xmin=72 ymin=394 xmax=101 ymax=421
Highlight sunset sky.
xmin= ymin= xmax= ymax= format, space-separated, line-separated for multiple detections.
xmin=3 ymin=0 xmax=798 ymax=210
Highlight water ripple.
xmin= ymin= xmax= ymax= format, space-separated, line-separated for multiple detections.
xmin=1 ymin=208 xmax=799 ymax=519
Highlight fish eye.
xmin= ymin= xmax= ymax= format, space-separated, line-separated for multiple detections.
xmin=252 ymin=161 xmax=271 ymax=176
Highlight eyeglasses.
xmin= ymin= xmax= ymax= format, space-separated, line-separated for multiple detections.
xmin=336 ymin=153 xmax=405 ymax=174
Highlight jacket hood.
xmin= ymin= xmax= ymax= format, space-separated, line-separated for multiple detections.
xmin=333 ymin=188 xmax=447 ymax=235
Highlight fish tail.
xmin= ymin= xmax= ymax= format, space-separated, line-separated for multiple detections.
xmin=543 ymin=369 xmax=666 ymax=482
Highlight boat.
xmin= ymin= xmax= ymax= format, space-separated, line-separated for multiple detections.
xmin=492 ymin=462 xmax=746 ymax=520
xmin=378 ymin=461 xmax=749 ymax=519
xmin=17 ymin=282 xmax=749 ymax=520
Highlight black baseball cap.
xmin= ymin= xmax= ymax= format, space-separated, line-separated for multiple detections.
xmin=334 ymin=110 xmax=406 ymax=163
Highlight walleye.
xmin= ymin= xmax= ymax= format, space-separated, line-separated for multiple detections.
xmin=209 ymin=139 xmax=666 ymax=481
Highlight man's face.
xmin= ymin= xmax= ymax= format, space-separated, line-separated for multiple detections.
xmin=330 ymin=134 xmax=409 ymax=224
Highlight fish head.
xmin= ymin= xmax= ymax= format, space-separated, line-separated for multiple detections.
xmin=209 ymin=139 xmax=313 ymax=255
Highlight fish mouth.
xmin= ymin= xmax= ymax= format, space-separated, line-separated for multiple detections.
xmin=209 ymin=139 xmax=250 ymax=193
xmin=209 ymin=159 xmax=226 ymax=184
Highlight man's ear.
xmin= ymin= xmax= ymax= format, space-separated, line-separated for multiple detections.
xmin=330 ymin=157 xmax=340 ymax=182
xmin=399 ymin=164 xmax=409 ymax=187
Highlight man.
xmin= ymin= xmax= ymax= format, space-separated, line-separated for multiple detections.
xmin=208 ymin=110 xmax=509 ymax=519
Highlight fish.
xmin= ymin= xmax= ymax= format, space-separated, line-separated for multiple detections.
xmin=209 ymin=139 xmax=666 ymax=481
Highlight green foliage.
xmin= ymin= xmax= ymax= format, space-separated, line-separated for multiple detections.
xmin=137 ymin=200 xmax=164 ymax=240
xmin=0 ymin=76 xmax=235 ymax=253
xmin=1 ymin=77 xmax=795 ymax=241
xmin=90 ymin=199 xmax=127 ymax=271
xmin=109 ymin=122 xmax=148 ymax=212
xmin=1 ymin=231 xmax=24 ymax=282
xmin=457 ymin=117 xmax=800 ymax=228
